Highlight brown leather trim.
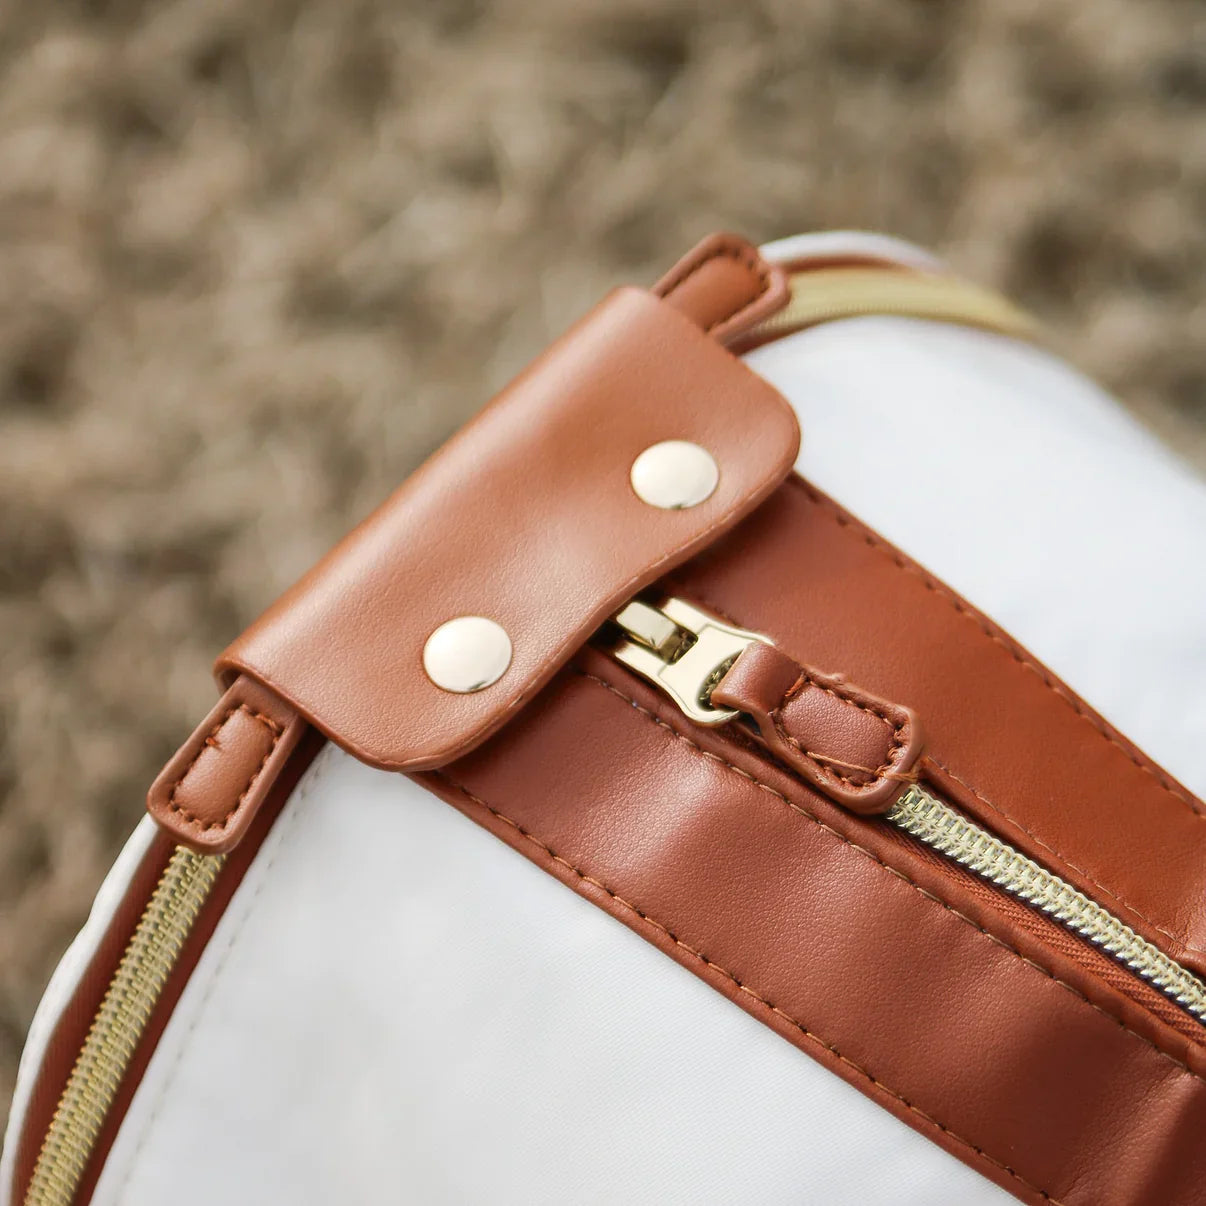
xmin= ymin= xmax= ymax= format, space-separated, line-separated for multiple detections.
xmin=420 ymin=640 xmax=1206 ymax=1206
xmin=10 ymin=728 xmax=325 ymax=1206
xmin=712 ymin=640 xmax=923 ymax=813
xmin=146 ymin=675 xmax=305 ymax=853
xmin=674 ymin=476 xmax=1206 ymax=982
xmin=652 ymin=231 xmax=789 ymax=342
xmin=217 ymin=285 xmax=799 ymax=776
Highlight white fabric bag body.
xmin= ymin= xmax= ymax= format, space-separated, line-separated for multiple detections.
xmin=5 ymin=231 xmax=1206 ymax=1206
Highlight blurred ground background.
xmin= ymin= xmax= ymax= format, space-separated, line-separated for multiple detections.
xmin=2 ymin=0 xmax=1206 ymax=1118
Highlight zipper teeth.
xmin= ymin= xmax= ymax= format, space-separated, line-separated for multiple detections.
xmin=889 ymin=785 xmax=1206 ymax=1022
xmin=23 ymin=847 xmax=224 ymax=1206
xmin=752 ymin=267 xmax=1037 ymax=341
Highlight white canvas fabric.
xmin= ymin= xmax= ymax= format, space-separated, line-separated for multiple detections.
xmin=88 ymin=744 xmax=1016 ymax=1206
xmin=7 ymin=233 xmax=1206 ymax=1205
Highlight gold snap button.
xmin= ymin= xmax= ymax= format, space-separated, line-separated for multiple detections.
xmin=630 ymin=441 xmax=719 ymax=510
xmin=423 ymin=616 xmax=512 ymax=693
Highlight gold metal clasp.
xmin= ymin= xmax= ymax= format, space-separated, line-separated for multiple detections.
xmin=608 ymin=597 xmax=773 ymax=725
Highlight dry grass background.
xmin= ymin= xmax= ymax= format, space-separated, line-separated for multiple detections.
xmin=2 ymin=0 xmax=1206 ymax=1118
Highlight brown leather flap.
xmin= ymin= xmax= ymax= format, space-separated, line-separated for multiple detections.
xmin=216 ymin=286 xmax=800 ymax=771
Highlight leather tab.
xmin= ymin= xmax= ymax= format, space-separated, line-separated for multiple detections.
xmin=147 ymin=675 xmax=306 ymax=853
xmin=653 ymin=232 xmax=788 ymax=342
xmin=712 ymin=642 xmax=923 ymax=814
xmin=217 ymin=285 xmax=800 ymax=773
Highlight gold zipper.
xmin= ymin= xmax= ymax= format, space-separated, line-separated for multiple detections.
xmin=23 ymin=847 xmax=224 ymax=1206
xmin=889 ymin=786 xmax=1206 ymax=1020
xmin=15 ymin=260 xmax=1044 ymax=1205
xmin=750 ymin=266 xmax=1037 ymax=343
xmin=608 ymin=598 xmax=1206 ymax=1027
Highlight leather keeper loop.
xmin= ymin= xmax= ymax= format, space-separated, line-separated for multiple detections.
xmin=147 ymin=675 xmax=306 ymax=854
xmin=712 ymin=641 xmax=924 ymax=814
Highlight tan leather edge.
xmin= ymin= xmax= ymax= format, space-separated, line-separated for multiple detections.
xmin=733 ymin=260 xmax=1037 ymax=354
xmin=147 ymin=675 xmax=305 ymax=854
xmin=712 ymin=640 xmax=924 ymax=814
xmin=653 ymin=231 xmax=790 ymax=342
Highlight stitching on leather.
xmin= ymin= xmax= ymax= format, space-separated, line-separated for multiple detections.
xmin=796 ymin=749 xmax=918 ymax=784
xmin=359 ymin=443 xmax=796 ymax=773
xmin=166 ymin=704 xmax=283 ymax=833
xmin=704 ymin=247 xmax=772 ymax=334
xmin=931 ymin=757 xmax=1206 ymax=961
xmin=110 ymin=743 xmax=338 ymax=1201
xmin=435 ymin=767 xmax=1061 ymax=1204
xmin=787 ymin=476 xmax=1206 ymax=819
xmin=668 ymin=575 xmax=1206 ymax=965
xmin=771 ymin=668 xmax=904 ymax=790
xmin=575 ymin=668 xmax=1206 ymax=1084
xmin=659 ymin=238 xmax=773 ymax=335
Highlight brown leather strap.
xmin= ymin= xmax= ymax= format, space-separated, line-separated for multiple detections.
xmin=415 ymin=468 xmax=1206 ymax=1203
xmin=653 ymin=231 xmax=788 ymax=341
xmin=712 ymin=641 xmax=923 ymax=814
xmin=216 ymin=289 xmax=798 ymax=775
xmin=146 ymin=676 xmax=305 ymax=854
xmin=150 ymin=235 xmax=793 ymax=853
xmin=684 ymin=478 xmax=1206 ymax=984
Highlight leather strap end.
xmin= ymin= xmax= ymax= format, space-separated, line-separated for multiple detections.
xmin=653 ymin=232 xmax=788 ymax=343
xmin=713 ymin=642 xmax=923 ymax=815
xmin=147 ymin=676 xmax=306 ymax=854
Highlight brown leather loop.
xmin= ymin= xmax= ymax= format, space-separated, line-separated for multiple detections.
xmin=146 ymin=675 xmax=305 ymax=853
xmin=653 ymin=231 xmax=789 ymax=342
xmin=145 ymin=233 xmax=792 ymax=854
xmin=712 ymin=641 xmax=923 ymax=814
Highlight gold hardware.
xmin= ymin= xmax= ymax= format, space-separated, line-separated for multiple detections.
xmin=423 ymin=616 xmax=513 ymax=693
xmin=24 ymin=846 xmax=224 ymax=1206
xmin=609 ymin=597 xmax=772 ymax=726
xmin=629 ymin=440 xmax=720 ymax=510
xmin=749 ymin=266 xmax=1037 ymax=343
xmin=889 ymin=785 xmax=1206 ymax=1022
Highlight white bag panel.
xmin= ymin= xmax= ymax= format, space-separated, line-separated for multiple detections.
xmin=746 ymin=317 xmax=1206 ymax=799
xmin=90 ymin=744 xmax=1013 ymax=1206
xmin=761 ymin=228 xmax=946 ymax=269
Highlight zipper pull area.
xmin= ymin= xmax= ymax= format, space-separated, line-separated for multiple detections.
xmin=711 ymin=640 xmax=923 ymax=814
xmin=611 ymin=598 xmax=770 ymax=726
xmin=609 ymin=597 xmax=923 ymax=813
